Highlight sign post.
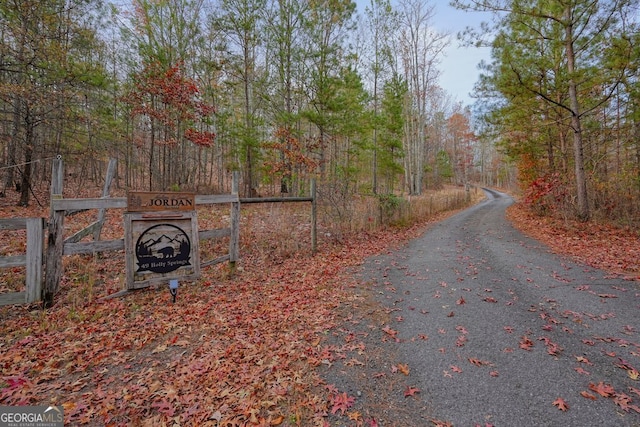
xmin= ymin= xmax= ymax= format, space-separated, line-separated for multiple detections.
xmin=124 ymin=192 xmax=200 ymax=290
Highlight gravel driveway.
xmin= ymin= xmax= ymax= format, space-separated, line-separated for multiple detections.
xmin=324 ymin=189 xmax=640 ymax=426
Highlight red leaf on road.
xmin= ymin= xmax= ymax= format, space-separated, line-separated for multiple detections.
xmin=553 ymin=397 xmax=569 ymax=411
xmin=580 ymin=391 xmax=598 ymax=400
xmin=574 ymin=367 xmax=590 ymax=375
xmin=589 ymin=381 xmax=615 ymax=398
xmin=519 ymin=335 xmax=534 ymax=351
xmin=404 ymin=386 xmax=420 ymax=397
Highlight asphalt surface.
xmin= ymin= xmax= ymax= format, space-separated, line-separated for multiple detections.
xmin=352 ymin=189 xmax=640 ymax=426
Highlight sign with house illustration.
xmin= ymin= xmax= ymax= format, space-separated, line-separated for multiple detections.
xmin=124 ymin=192 xmax=200 ymax=289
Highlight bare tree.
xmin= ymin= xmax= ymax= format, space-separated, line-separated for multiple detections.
xmin=396 ymin=0 xmax=448 ymax=195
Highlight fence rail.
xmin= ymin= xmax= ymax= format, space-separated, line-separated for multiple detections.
xmin=2 ymin=158 xmax=316 ymax=307
xmin=0 ymin=217 xmax=45 ymax=306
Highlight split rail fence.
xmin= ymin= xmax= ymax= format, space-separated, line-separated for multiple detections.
xmin=1 ymin=158 xmax=316 ymax=306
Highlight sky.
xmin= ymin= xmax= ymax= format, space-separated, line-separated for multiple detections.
xmin=433 ymin=3 xmax=493 ymax=106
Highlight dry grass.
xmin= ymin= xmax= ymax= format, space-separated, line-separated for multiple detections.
xmin=319 ymin=185 xmax=482 ymax=234
xmin=0 ymin=184 xmax=482 ymax=304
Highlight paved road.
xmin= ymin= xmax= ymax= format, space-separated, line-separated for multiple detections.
xmin=356 ymin=189 xmax=640 ymax=426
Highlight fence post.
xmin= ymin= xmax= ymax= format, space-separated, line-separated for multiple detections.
xmin=311 ymin=179 xmax=317 ymax=255
xmin=25 ymin=218 xmax=44 ymax=303
xmin=93 ymin=158 xmax=117 ymax=241
xmin=44 ymin=157 xmax=64 ymax=307
xmin=229 ymin=171 xmax=240 ymax=274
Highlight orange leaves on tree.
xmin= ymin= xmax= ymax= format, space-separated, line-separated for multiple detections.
xmin=263 ymin=127 xmax=320 ymax=177
xmin=125 ymin=60 xmax=216 ymax=147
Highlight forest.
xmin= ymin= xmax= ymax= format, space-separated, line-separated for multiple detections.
xmin=1 ymin=0 xmax=639 ymax=223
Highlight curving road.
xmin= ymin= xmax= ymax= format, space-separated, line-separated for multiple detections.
xmin=355 ymin=189 xmax=640 ymax=426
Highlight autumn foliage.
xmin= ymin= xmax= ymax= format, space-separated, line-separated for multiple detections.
xmin=125 ymin=61 xmax=216 ymax=148
xmin=0 ymin=183 xmax=448 ymax=425
xmin=1 ymin=184 xmax=639 ymax=425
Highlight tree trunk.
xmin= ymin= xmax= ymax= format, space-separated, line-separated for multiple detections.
xmin=564 ymin=6 xmax=589 ymax=221
xmin=18 ymin=111 xmax=34 ymax=207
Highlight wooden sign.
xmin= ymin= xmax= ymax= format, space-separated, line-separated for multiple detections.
xmin=127 ymin=191 xmax=195 ymax=212
xmin=124 ymin=211 xmax=200 ymax=289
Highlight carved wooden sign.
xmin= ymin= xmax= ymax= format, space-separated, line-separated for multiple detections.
xmin=124 ymin=192 xmax=200 ymax=289
xmin=127 ymin=191 xmax=195 ymax=212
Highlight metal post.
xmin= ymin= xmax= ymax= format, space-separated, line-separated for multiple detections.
xmin=229 ymin=171 xmax=240 ymax=274
xmin=311 ymin=179 xmax=317 ymax=254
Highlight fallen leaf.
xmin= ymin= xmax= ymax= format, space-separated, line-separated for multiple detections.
xmin=580 ymin=391 xmax=598 ymax=400
xmin=519 ymin=336 xmax=534 ymax=351
xmin=397 ymin=363 xmax=410 ymax=375
xmin=598 ymin=294 xmax=617 ymax=298
xmin=553 ymin=397 xmax=569 ymax=411
xmin=151 ymin=399 xmax=175 ymax=417
xmin=348 ymin=411 xmax=362 ymax=422
xmin=613 ymin=393 xmax=633 ymax=411
xmin=589 ymin=381 xmax=615 ymax=398
xmin=151 ymin=344 xmax=167 ymax=354
xmin=468 ymin=358 xmax=490 ymax=367
xmin=331 ymin=392 xmax=355 ymax=415
xmin=382 ymin=325 xmax=397 ymax=337
xmin=404 ymin=386 xmax=420 ymax=397
xmin=270 ymin=415 xmax=284 ymax=425
xmin=575 ymin=356 xmax=593 ymax=365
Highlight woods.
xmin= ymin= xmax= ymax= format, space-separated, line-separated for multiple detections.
xmin=1 ymin=2 xmax=640 ymax=425
xmin=457 ymin=0 xmax=640 ymax=222
xmin=1 ymin=0 xmax=499 ymax=214
xmin=1 ymin=0 xmax=639 ymax=222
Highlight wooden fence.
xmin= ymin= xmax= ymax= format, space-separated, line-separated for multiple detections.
xmin=2 ymin=158 xmax=317 ymax=307
xmin=0 ymin=218 xmax=46 ymax=306
xmin=42 ymin=158 xmax=240 ymax=305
